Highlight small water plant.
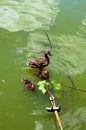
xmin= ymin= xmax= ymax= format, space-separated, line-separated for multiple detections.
xmin=37 ymin=80 xmax=62 ymax=94
xmin=37 ymin=80 xmax=47 ymax=94
xmin=49 ymin=80 xmax=62 ymax=90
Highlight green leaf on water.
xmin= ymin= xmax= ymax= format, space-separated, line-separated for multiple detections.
xmin=49 ymin=80 xmax=62 ymax=90
xmin=55 ymin=83 xmax=61 ymax=90
xmin=37 ymin=80 xmax=61 ymax=94
xmin=37 ymin=80 xmax=46 ymax=94
xmin=37 ymin=80 xmax=46 ymax=86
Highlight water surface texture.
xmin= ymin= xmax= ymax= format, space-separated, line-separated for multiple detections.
xmin=0 ymin=0 xmax=59 ymax=31
xmin=0 ymin=0 xmax=86 ymax=130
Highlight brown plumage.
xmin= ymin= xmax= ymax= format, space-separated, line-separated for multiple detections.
xmin=34 ymin=70 xmax=49 ymax=79
xmin=27 ymin=50 xmax=51 ymax=70
xmin=21 ymin=78 xmax=36 ymax=91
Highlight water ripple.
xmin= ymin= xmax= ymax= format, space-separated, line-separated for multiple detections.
xmin=0 ymin=0 xmax=60 ymax=31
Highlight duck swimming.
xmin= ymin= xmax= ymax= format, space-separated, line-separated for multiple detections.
xmin=21 ymin=78 xmax=36 ymax=91
xmin=34 ymin=70 xmax=49 ymax=79
xmin=27 ymin=50 xmax=51 ymax=70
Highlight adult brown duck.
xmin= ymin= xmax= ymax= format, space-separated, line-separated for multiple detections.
xmin=21 ymin=78 xmax=36 ymax=91
xmin=27 ymin=50 xmax=51 ymax=70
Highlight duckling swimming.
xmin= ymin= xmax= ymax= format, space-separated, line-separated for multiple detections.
xmin=21 ymin=78 xmax=36 ymax=91
xmin=34 ymin=70 xmax=49 ymax=79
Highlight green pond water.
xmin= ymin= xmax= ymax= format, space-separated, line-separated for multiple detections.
xmin=0 ymin=0 xmax=86 ymax=130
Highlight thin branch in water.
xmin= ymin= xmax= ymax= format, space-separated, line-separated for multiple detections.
xmin=61 ymin=83 xmax=86 ymax=93
xmin=38 ymin=29 xmax=52 ymax=52
xmin=67 ymin=75 xmax=76 ymax=88
xmin=67 ymin=75 xmax=86 ymax=93
xmin=75 ymin=87 xmax=86 ymax=93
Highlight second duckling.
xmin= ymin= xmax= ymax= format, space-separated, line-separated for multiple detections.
xmin=21 ymin=78 xmax=36 ymax=91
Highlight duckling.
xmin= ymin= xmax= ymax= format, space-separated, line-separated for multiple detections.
xmin=27 ymin=50 xmax=51 ymax=70
xmin=21 ymin=78 xmax=36 ymax=91
xmin=34 ymin=70 xmax=49 ymax=79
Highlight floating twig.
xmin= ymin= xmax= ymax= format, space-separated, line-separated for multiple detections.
xmin=38 ymin=29 xmax=52 ymax=52
xmin=61 ymin=83 xmax=86 ymax=93
xmin=67 ymin=75 xmax=86 ymax=93
xmin=67 ymin=75 xmax=76 ymax=88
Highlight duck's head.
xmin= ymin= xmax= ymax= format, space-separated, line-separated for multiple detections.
xmin=21 ymin=78 xmax=30 ymax=84
xmin=45 ymin=50 xmax=51 ymax=56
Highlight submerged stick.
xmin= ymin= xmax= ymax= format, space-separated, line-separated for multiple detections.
xmin=63 ymin=84 xmax=86 ymax=93
xmin=67 ymin=75 xmax=86 ymax=93
xmin=45 ymin=84 xmax=63 ymax=130
xmin=38 ymin=29 xmax=52 ymax=52
xmin=67 ymin=75 xmax=76 ymax=88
